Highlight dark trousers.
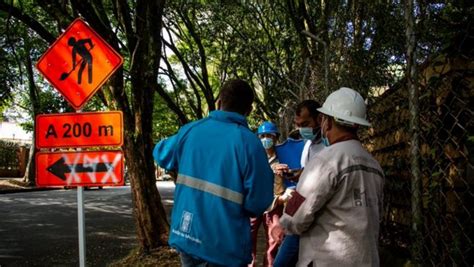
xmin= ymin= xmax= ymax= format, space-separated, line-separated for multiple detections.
xmin=273 ymin=234 xmax=300 ymax=267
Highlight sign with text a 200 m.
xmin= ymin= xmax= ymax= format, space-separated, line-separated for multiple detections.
xmin=34 ymin=18 xmax=125 ymax=188
xmin=35 ymin=111 xmax=123 ymax=149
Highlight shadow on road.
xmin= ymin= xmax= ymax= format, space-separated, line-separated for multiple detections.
xmin=0 ymin=182 xmax=175 ymax=267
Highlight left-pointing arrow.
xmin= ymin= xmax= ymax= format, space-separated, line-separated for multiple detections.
xmin=47 ymin=157 xmax=112 ymax=180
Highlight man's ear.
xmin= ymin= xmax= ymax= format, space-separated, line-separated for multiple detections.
xmin=326 ymin=117 xmax=333 ymax=131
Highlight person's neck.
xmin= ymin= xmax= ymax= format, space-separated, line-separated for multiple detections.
xmin=266 ymin=148 xmax=276 ymax=158
xmin=220 ymin=107 xmax=246 ymax=116
xmin=329 ymin=131 xmax=358 ymax=145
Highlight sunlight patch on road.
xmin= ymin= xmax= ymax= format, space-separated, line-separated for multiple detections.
xmin=91 ymin=231 xmax=136 ymax=240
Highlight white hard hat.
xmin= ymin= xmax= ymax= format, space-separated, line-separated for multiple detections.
xmin=317 ymin=87 xmax=371 ymax=127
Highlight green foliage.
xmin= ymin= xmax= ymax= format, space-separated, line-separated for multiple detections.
xmin=152 ymin=93 xmax=179 ymax=142
xmin=1 ymin=1 xmax=469 ymax=135
xmin=0 ymin=139 xmax=21 ymax=171
xmin=0 ymin=0 xmax=471 ymax=261
xmin=160 ymin=1 xmax=442 ymax=128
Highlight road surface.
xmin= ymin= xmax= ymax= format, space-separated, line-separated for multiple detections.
xmin=0 ymin=182 xmax=175 ymax=267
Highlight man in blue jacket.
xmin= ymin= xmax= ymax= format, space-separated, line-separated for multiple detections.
xmin=153 ymin=79 xmax=274 ymax=266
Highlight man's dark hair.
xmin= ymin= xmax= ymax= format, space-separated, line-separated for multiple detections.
xmin=295 ymin=100 xmax=321 ymax=118
xmin=219 ymin=79 xmax=255 ymax=115
xmin=326 ymin=115 xmax=359 ymax=135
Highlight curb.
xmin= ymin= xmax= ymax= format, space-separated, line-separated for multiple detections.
xmin=0 ymin=187 xmax=62 ymax=194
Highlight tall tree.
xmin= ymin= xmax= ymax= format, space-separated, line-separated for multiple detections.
xmin=0 ymin=0 xmax=169 ymax=252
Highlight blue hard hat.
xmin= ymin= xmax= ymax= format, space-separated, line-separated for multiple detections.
xmin=258 ymin=121 xmax=279 ymax=136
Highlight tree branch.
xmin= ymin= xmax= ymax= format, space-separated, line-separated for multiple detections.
xmin=0 ymin=1 xmax=55 ymax=43
xmin=179 ymin=9 xmax=215 ymax=110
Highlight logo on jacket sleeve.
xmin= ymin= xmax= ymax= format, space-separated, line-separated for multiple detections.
xmin=180 ymin=211 xmax=193 ymax=233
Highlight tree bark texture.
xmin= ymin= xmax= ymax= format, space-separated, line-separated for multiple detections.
xmin=405 ymin=0 xmax=423 ymax=262
xmin=109 ymin=0 xmax=170 ymax=250
xmin=123 ymin=0 xmax=170 ymax=250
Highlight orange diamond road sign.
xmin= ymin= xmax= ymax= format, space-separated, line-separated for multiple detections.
xmin=36 ymin=151 xmax=124 ymax=187
xmin=36 ymin=18 xmax=123 ymax=110
xmin=35 ymin=111 xmax=123 ymax=149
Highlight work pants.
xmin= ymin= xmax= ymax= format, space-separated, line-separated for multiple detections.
xmin=248 ymin=205 xmax=284 ymax=267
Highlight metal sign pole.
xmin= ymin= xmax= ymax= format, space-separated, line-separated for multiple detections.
xmin=78 ymin=185 xmax=86 ymax=267
xmin=76 ymin=109 xmax=86 ymax=267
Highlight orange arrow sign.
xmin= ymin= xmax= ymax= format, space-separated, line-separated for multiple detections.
xmin=36 ymin=151 xmax=124 ymax=187
xmin=36 ymin=18 xmax=123 ymax=110
xmin=35 ymin=111 xmax=123 ymax=149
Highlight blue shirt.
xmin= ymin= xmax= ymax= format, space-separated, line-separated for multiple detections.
xmin=153 ymin=110 xmax=274 ymax=265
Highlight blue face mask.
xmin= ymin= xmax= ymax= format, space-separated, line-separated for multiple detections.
xmin=321 ymin=118 xmax=331 ymax=147
xmin=299 ymin=127 xmax=316 ymax=141
xmin=321 ymin=136 xmax=330 ymax=147
xmin=261 ymin=138 xmax=274 ymax=149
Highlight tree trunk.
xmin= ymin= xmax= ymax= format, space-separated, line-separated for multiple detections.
xmin=405 ymin=0 xmax=423 ymax=262
xmin=122 ymin=0 xmax=170 ymax=251
xmin=126 ymin=138 xmax=169 ymax=251
xmin=23 ymin=50 xmax=39 ymax=186
xmin=23 ymin=137 xmax=36 ymax=186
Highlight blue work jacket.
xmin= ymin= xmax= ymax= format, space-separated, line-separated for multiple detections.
xmin=153 ymin=110 xmax=274 ymax=265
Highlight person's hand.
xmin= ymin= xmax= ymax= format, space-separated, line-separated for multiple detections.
xmin=272 ymin=163 xmax=289 ymax=176
xmin=278 ymin=188 xmax=295 ymax=204
xmin=277 ymin=168 xmax=303 ymax=182
xmin=286 ymin=169 xmax=303 ymax=182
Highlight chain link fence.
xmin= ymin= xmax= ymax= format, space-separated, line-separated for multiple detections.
xmin=364 ymin=43 xmax=473 ymax=265
xmin=272 ymin=20 xmax=473 ymax=265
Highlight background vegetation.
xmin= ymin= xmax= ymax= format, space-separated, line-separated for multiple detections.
xmin=1 ymin=0 xmax=472 ymax=265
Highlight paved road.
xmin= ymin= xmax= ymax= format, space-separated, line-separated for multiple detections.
xmin=0 ymin=182 xmax=175 ymax=267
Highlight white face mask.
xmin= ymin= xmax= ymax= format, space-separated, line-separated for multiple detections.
xmin=260 ymin=137 xmax=274 ymax=149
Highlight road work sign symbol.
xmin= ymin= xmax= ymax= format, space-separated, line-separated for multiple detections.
xmin=35 ymin=111 xmax=123 ymax=149
xmin=36 ymin=18 xmax=123 ymax=110
xmin=36 ymin=151 xmax=124 ymax=187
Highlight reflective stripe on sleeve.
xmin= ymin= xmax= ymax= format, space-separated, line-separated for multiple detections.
xmin=334 ymin=164 xmax=384 ymax=187
xmin=176 ymin=174 xmax=243 ymax=205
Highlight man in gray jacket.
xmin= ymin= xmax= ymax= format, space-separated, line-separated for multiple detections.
xmin=279 ymin=87 xmax=384 ymax=267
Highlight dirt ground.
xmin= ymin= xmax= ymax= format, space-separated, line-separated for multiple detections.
xmin=109 ymin=247 xmax=180 ymax=266
xmin=0 ymin=178 xmax=30 ymax=191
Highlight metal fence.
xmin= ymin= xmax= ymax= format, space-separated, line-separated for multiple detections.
xmin=364 ymin=49 xmax=473 ymax=265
